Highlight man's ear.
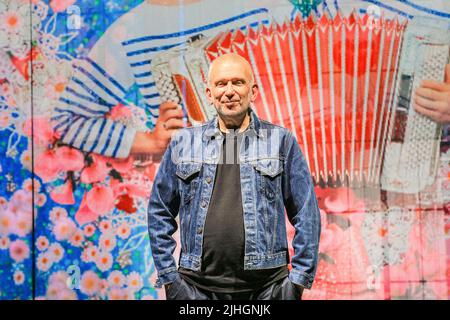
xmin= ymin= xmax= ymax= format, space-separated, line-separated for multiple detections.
xmin=206 ymin=87 xmax=214 ymax=104
xmin=250 ymin=84 xmax=259 ymax=103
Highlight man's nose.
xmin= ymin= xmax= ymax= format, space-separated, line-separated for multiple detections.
xmin=225 ymin=81 xmax=235 ymax=95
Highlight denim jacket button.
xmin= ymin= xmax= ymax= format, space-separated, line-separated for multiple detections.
xmin=201 ymin=201 xmax=207 ymax=208
xmin=197 ymin=228 xmax=203 ymax=234
xmin=205 ymin=177 xmax=212 ymax=184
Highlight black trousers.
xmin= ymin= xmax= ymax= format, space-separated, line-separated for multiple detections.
xmin=165 ymin=275 xmax=302 ymax=300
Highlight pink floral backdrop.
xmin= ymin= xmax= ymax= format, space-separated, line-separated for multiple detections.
xmin=0 ymin=0 xmax=448 ymax=300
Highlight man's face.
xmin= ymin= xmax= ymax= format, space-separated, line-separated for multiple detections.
xmin=206 ymin=59 xmax=258 ymax=121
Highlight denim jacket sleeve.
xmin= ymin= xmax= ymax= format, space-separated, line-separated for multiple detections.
xmin=147 ymin=139 xmax=181 ymax=288
xmin=282 ymin=132 xmax=321 ymax=289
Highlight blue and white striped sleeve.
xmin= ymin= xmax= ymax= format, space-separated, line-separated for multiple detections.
xmin=52 ymin=27 xmax=137 ymax=159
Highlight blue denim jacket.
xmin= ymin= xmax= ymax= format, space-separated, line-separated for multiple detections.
xmin=148 ymin=109 xmax=321 ymax=290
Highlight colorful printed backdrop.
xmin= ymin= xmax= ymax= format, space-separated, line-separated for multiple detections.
xmin=0 ymin=0 xmax=449 ymax=300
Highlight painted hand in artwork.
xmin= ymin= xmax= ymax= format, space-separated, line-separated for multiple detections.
xmin=130 ymin=101 xmax=186 ymax=158
xmin=414 ymin=64 xmax=450 ymax=124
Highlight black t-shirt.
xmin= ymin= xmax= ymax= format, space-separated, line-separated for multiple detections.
xmin=179 ymin=128 xmax=288 ymax=293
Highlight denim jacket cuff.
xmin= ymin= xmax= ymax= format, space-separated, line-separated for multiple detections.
xmin=154 ymin=267 xmax=178 ymax=288
xmin=288 ymin=269 xmax=314 ymax=289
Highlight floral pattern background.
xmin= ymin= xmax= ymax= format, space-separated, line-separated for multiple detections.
xmin=0 ymin=0 xmax=157 ymax=300
xmin=0 ymin=0 xmax=449 ymax=300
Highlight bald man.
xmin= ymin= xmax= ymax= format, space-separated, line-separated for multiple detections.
xmin=147 ymin=53 xmax=321 ymax=300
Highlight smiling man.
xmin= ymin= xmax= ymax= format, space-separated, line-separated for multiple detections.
xmin=148 ymin=53 xmax=321 ymax=300
xmin=205 ymin=54 xmax=257 ymax=131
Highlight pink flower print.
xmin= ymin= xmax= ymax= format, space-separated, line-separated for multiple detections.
xmin=323 ymin=187 xmax=360 ymax=213
xmin=48 ymin=243 xmax=65 ymax=263
xmin=79 ymin=250 xmax=89 ymax=264
xmin=108 ymin=177 xmax=121 ymax=189
xmin=106 ymin=155 xmax=134 ymax=174
xmin=54 ymin=146 xmax=84 ymax=172
xmin=0 ymin=210 xmax=15 ymax=236
xmin=13 ymin=270 xmax=25 ymax=285
xmin=46 ymin=273 xmax=68 ymax=298
xmin=49 ymin=271 xmax=69 ymax=283
xmin=80 ymin=270 xmax=101 ymax=296
xmin=126 ymin=272 xmax=143 ymax=292
xmin=75 ymin=192 xmax=100 ymax=226
xmin=12 ymin=212 xmax=32 ymax=237
xmin=108 ymin=288 xmax=127 ymax=300
xmin=0 ymin=197 xmax=8 ymax=209
xmin=109 ymin=104 xmax=132 ymax=121
xmin=96 ymin=251 xmax=113 ymax=272
xmin=9 ymin=190 xmax=32 ymax=212
xmin=34 ymin=150 xmax=61 ymax=182
xmin=45 ymin=75 xmax=68 ymax=100
xmin=52 ymin=217 xmax=76 ymax=241
xmin=81 ymin=245 xmax=99 ymax=263
xmin=22 ymin=117 xmax=56 ymax=147
xmin=47 ymin=271 xmax=77 ymax=300
xmin=6 ymin=199 xmax=30 ymax=222
xmin=35 ymin=193 xmax=47 ymax=207
xmin=116 ymin=222 xmax=131 ymax=239
xmin=57 ymin=289 xmax=77 ymax=300
xmin=2 ymin=10 xmax=23 ymax=33
xmin=36 ymin=236 xmax=49 ymax=251
xmin=49 ymin=0 xmax=77 ymax=13
xmin=0 ymin=236 xmax=10 ymax=250
xmin=108 ymin=270 xmax=125 ymax=288
xmin=97 ymin=279 xmax=108 ymax=297
xmin=86 ymin=186 xmax=115 ymax=216
xmin=9 ymin=239 xmax=30 ymax=263
xmin=49 ymin=207 xmax=68 ymax=223
xmin=22 ymin=178 xmax=37 ymax=193
xmin=108 ymin=271 xmax=125 ymax=288
xmin=83 ymin=224 xmax=96 ymax=237
xmin=113 ymin=183 xmax=148 ymax=199
xmin=50 ymin=181 xmax=75 ymax=205
xmin=69 ymin=229 xmax=84 ymax=247
xmin=20 ymin=150 xmax=32 ymax=170
xmin=99 ymin=233 xmax=116 ymax=252
xmin=80 ymin=154 xmax=110 ymax=184
xmin=99 ymin=220 xmax=113 ymax=234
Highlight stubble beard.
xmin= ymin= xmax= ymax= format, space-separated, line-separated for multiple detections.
xmin=215 ymin=101 xmax=250 ymax=128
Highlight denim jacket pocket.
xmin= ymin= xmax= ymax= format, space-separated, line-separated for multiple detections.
xmin=253 ymin=158 xmax=283 ymax=177
xmin=176 ymin=162 xmax=202 ymax=204
xmin=253 ymin=158 xmax=283 ymax=201
xmin=176 ymin=162 xmax=202 ymax=180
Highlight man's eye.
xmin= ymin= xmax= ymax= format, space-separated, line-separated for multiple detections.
xmin=234 ymin=80 xmax=244 ymax=85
